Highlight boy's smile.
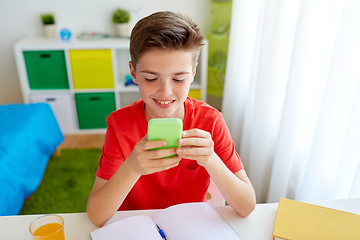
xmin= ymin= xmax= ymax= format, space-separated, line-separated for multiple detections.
xmin=153 ymin=99 xmax=175 ymax=108
xmin=129 ymin=49 xmax=196 ymax=120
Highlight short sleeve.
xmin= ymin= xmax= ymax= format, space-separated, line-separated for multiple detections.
xmin=212 ymin=113 xmax=243 ymax=173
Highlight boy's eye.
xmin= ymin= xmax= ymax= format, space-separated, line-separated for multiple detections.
xmin=145 ymin=78 xmax=157 ymax=81
xmin=173 ymin=79 xmax=185 ymax=82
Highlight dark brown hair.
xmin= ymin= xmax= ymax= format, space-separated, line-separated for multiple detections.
xmin=130 ymin=11 xmax=204 ymax=68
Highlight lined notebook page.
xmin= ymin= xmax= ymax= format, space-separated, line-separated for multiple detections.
xmin=90 ymin=215 xmax=162 ymax=240
xmin=153 ymin=202 xmax=242 ymax=240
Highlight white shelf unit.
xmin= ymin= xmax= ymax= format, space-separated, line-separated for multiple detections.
xmin=14 ymin=37 xmax=208 ymax=134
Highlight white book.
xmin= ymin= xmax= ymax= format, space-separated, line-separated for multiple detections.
xmin=90 ymin=202 xmax=242 ymax=240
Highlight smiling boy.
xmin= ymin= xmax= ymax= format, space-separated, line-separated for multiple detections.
xmin=87 ymin=11 xmax=256 ymax=227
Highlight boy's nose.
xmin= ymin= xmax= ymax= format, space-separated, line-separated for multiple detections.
xmin=158 ymin=81 xmax=172 ymax=95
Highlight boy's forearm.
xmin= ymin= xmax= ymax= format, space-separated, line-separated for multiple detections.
xmin=205 ymin=154 xmax=256 ymax=217
xmin=87 ymin=161 xmax=141 ymax=227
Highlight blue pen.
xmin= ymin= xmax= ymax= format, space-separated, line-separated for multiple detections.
xmin=156 ymin=224 xmax=167 ymax=240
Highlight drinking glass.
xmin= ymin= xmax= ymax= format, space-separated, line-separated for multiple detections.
xmin=29 ymin=214 xmax=65 ymax=240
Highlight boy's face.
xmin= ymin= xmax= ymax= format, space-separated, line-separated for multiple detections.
xmin=129 ymin=49 xmax=196 ymax=120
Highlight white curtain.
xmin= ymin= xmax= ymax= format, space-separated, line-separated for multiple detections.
xmin=222 ymin=0 xmax=360 ymax=203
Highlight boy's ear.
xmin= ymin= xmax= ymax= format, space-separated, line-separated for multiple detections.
xmin=191 ymin=62 xmax=198 ymax=83
xmin=129 ymin=61 xmax=138 ymax=84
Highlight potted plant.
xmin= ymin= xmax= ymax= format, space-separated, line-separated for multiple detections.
xmin=41 ymin=13 xmax=57 ymax=38
xmin=112 ymin=8 xmax=131 ymax=37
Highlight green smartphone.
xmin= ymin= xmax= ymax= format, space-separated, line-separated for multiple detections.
xmin=148 ymin=118 xmax=183 ymax=154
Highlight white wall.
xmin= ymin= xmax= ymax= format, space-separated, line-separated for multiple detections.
xmin=0 ymin=0 xmax=210 ymax=104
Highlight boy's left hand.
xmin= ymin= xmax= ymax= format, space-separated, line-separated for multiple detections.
xmin=176 ymin=129 xmax=216 ymax=167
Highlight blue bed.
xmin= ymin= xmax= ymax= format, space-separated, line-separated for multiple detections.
xmin=0 ymin=103 xmax=64 ymax=215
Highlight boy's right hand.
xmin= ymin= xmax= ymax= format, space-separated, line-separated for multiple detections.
xmin=126 ymin=135 xmax=181 ymax=175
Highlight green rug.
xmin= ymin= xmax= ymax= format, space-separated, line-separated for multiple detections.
xmin=20 ymin=149 xmax=101 ymax=215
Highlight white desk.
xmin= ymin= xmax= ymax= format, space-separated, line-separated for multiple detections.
xmin=0 ymin=199 xmax=359 ymax=240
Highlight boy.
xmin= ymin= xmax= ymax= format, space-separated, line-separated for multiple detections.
xmin=87 ymin=11 xmax=256 ymax=227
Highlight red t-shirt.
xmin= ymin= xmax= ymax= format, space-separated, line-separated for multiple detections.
xmin=96 ymin=97 xmax=243 ymax=210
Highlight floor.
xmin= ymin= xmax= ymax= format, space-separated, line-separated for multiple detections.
xmin=60 ymin=134 xmax=105 ymax=149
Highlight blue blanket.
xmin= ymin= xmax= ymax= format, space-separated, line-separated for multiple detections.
xmin=0 ymin=103 xmax=64 ymax=215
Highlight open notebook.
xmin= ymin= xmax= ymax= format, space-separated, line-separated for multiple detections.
xmin=90 ymin=202 xmax=242 ymax=240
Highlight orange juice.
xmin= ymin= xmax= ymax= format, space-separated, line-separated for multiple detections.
xmin=32 ymin=223 xmax=64 ymax=240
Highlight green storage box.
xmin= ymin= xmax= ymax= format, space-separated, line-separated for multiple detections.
xmin=75 ymin=92 xmax=115 ymax=129
xmin=23 ymin=50 xmax=69 ymax=89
